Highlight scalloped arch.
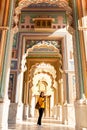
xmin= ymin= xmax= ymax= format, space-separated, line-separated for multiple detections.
xmin=29 ymin=62 xmax=57 ymax=90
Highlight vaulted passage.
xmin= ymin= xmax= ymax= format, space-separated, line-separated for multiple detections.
xmin=0 ymin=1 xmax=87 ymax=130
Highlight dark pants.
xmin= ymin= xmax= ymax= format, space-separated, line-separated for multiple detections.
xmin=37 ymin=108 xmax=44 ymax=125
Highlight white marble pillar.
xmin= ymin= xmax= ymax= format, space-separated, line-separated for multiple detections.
xmin=31 ymin=96 xmax=35 ymax=117
xmin=16 ymin=72 xmax=24 ymax=123
xmin=8 ymin=71 xmax=24 ymax=124
xmin=0 ymin=28 xmax=14 ymax=129
xmin=60 ymin=79 xmax=64 ymax=105
xmin=0 ymin=29 xmax=11 ymax=129
xmin=16 ymin=54 xmax=27 ymax=122
xmin=0 ymin=99 xmax=10 ymax=130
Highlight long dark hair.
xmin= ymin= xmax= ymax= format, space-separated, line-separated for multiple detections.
xmin=40 ymin=91 xmax=44 ymax=97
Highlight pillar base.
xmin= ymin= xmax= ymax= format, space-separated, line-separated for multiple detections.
xmin=75 ymin=100 xmax=87 ymax=130
xmin=0 ymin=99 xmax=10 ymax=130
xmin=62 ymin=103 xmax=75 ymax=125
xmin=53 ymin=105 xmax=57 ymax=118
xmin=56 ymin=105 xmax=62 ymax=123
xmin=23 ymin=105 xmax=29 ymax=120
xmin=8 ymin=103 xmax=18 ymax=125
xmin=16 ymin=103 xmax=23 ymax=123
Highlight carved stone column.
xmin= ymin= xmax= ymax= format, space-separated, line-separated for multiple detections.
xmin=59 ymin=78 xmax=64 ymax=105
xmin=16 ymin=54 xmax=27 ymax=122
xmin=0 ymin=1 xmax=15 ymax=129
xmin=58 ymin=63 xmax=64 ymax=105
xmin=16 ymin=72 xmax=24 ymax=123
xmin=62 ymin=72 xmax=67 ymax=104
xmin=73 ymin=0 xmax=84 ymax=100
xmin=77 ymin=0 xmax=87 ymax=98
xmin=72 ymin=0 xmax=86 ymax=130
xmin=23 ymin=81 xmax=29 ymax=120
xmin=0 ymin=100 xmax=10 ymax=130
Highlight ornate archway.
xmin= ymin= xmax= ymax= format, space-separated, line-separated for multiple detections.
xmin=22 ymin=41 xmax=61 ymax=104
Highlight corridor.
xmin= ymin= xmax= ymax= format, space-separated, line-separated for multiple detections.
xmin=8 ymin=118 xmax=75 ymax=130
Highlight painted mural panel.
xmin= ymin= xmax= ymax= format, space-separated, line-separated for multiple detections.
xmin=8 ymin=73 xmax=17 ymax=102
xmin=25 ymin=40 xmax=62 ymax=54
xmin=11 ymin=60 xmax=17 ymax=70
xmin=13 ymin=33 xmax=18 ymax=48
xmin=8 ymin=74 xmax=14 ymax=100
xmin=11 ymin=33 xmax=19 ymax=59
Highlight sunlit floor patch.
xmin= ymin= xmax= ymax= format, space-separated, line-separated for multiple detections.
xmin=8 ymin=118 xmax=75 ymax=130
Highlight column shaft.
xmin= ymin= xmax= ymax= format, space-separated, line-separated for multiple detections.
xmin=0 ymin=0 xmax=14 ymax=99
xmin=72 ymin=0 xmax=84 ymax=99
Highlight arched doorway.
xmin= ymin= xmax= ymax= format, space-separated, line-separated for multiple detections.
xmin=8 ymin=0 xmax=76 ymax=125
xmin=0 ymin=0 xmax=86 ymax=130
xmin=22 ymin=42 xmax=62 ymax=118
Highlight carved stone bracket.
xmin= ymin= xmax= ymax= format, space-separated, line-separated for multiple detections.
xmin=21 ymin=53 xmax=27 ymax=72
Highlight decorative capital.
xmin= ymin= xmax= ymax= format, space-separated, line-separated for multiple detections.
xmin=0 ymin=26 xmax=9 ymax=30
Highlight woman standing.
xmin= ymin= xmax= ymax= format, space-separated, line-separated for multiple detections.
xmin=37 ymin=91 xmax=45 ymax=126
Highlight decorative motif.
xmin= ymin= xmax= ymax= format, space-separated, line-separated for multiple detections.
xmin=21 ymin=54 xmax=27 ymax=72
xmin=27 ymin=41 xmax=59 ymax=53
xmin=28 ymin=2 xmax=58 ymax=8
xmin=26 ymin=41 xmax=62 ymax=58
xmin=11 ymin=61 xmax=17 ymax=70
xmin=13 ymin=33 xmax=18 ymax=48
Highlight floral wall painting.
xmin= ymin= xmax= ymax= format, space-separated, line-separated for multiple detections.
xmin=11 ymin=60 xmax=17 ymax=70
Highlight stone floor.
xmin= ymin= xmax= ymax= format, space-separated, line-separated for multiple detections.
xmin=8 ymin=118 xmax=75 ymax=130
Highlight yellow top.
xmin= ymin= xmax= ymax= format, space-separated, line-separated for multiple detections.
xmin=38 ymin=97 xmax=45 ymax=109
